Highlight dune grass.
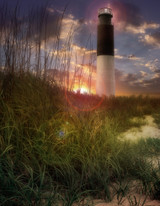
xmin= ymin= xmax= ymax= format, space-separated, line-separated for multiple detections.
xmin=0 ymin=72 xmax=160 ymax=205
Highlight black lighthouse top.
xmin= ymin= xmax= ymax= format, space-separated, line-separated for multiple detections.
xmin=98 ymin=8 xmax=113 ymax=25
xmin=97 ymin=7 xmax=114 ymax=56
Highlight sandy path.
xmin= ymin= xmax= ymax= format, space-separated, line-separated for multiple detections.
xmin=75 ymin=195 xmax=160 ymax=206
xmin=93 ymin=196 xmax=160 ymax=206
xmin=119 ymin=115 xmax=160 ymax=141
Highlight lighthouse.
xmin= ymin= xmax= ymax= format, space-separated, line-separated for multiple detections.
xmin=96 ymin=8 xmax=115 ymax=96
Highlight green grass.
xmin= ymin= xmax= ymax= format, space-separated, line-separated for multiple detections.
xmin=1 ymin=72 xmax=160 ymax=205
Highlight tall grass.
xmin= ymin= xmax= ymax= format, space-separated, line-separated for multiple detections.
xmin=1 ymin=72 xmax=160 ymax=205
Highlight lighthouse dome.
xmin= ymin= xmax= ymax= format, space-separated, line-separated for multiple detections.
xmin=98 ymin=8 xmax=112 ymax=16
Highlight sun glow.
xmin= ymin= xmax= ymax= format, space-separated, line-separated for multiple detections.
xmin=73 ymin=86 xmax=89 ymax=94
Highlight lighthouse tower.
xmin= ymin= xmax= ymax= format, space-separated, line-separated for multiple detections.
xmin=96 ymin=8 xmax=115 ymax=96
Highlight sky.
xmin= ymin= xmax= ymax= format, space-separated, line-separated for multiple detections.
xmin=1 ymin=0 xmax=160 ymax=96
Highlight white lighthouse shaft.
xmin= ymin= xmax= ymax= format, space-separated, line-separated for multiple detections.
xmin=97 ymin=55 xmax=115 ymax=96
xmin=96 ymin=8 xmax=115 ymax=96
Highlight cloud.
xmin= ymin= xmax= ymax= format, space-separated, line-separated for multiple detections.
xmin=144 ymin=59 xmax=160 ymax=72
xmin=108 ymin=1 xmax=142 ymax=33
xmin=0 ymin=4 xmax=62 ymax=41
xmin=71 ymin=62 xmax=96 ymax=75
xmin=0 ymin=4 xmax=81 ymax=43
xmin=141 ymin=31 xmax=160 ymax=48
xmin=115 ymin=53 xmax=142 ymax=61
xmin=71 ymin=44 xmax=96 ymax=56
xmin=113 ymin=2 xmax=142 ymax=26
xmin=69 ymin=44 xmax=96 ymax=69
xmin=152 ymin=72 xmax=160 ymax=79
xmin=115 ymin=68 xmax=160 ymax=95
xmin=107 ymin=1 xmax=160 ymax=35
xmin=124 ymin=22 xmax=160 ymax=34
xmin=26 ymin=7 xmax=62 ymax=41
xmin=60 ymin=14 xmax=81 ymax=40
xmin=84 ymin=0 xmax=144 ymax=34
xmin=142 ymin=76 xmax=160 ymax=92
xmin=140 ymin=71 xmax=148 ymax=78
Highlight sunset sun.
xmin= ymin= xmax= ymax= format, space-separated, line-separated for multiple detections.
xmin=73 ymin=86 xmax=89 ymax=94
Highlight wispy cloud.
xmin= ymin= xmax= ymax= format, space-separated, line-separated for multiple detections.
xmin=144 ymin=59 xmax=160 ymax=72
xmin=141 ymin=31 xmax=160 ymax=48
xmin=60 ymin=14 xmax=81 ymax=40
xmin=140 ymin=71 xmax=148 ymax=78
xmin=115 ymin=52 xmax=142 ymax=61
xmin=115 ymin=68 xmax=160 ymax=95
xmin=124 ymin=22 xmax=160 ymax=34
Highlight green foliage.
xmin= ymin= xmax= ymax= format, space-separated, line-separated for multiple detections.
xmin=1 ymin=72 xmax=160 ymax=205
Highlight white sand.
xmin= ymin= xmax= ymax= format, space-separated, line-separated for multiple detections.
xmin=73 ymin=194 xmax=160 ymax=206
xmin=119 ymin=116 xmax=160 ymax=141
xmin=93 ymin=196 xmax=160 ymax=206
